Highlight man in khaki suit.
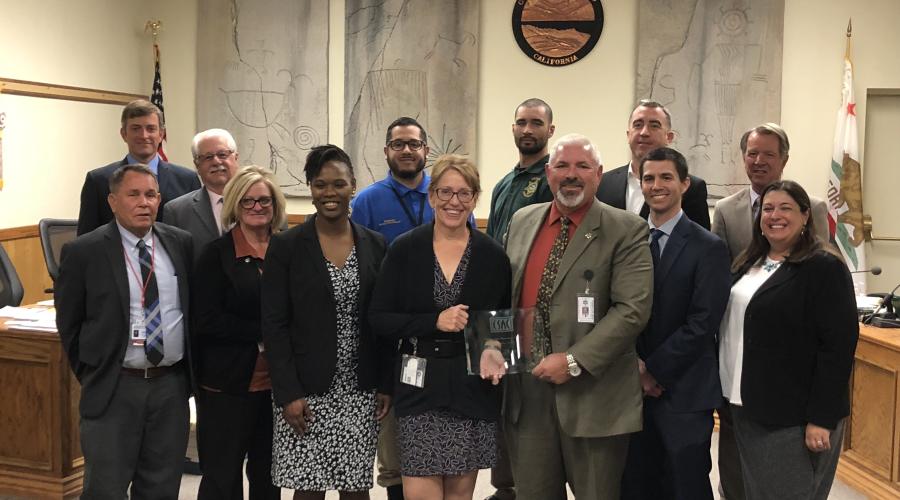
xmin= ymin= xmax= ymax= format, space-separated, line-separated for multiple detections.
xmin=710 ymin=122 xmax=829 ymax=500
xmin=712 ymin=123 xmax=829 ymax=262
xmin=502 ymin=133 xmax=653 ymax=500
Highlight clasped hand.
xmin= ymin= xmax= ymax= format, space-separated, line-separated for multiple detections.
xmin=437 ymin=304 xmax=469 ymax=332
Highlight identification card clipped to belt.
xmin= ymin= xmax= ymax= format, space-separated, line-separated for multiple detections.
xmin=130 ymin=319 xmax=146 ymax=346
xmin=400 ymin=338 xmax=427 ymax=388
xmin=577 ymin=269 xmax=596 ymax=324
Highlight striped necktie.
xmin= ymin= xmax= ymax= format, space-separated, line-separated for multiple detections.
xmin=137 ymin=239 xmax=164 ymax=365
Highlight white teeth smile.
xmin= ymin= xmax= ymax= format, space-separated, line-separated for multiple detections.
xmin=323 ymin=202 xmax=338 ymax=209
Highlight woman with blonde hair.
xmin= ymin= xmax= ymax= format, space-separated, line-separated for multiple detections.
xmin=193 ymin=165 xmax=286 ymax=499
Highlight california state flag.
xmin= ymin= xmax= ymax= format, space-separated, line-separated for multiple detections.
xmin=827 ymin=39 xmax=866 ymax=293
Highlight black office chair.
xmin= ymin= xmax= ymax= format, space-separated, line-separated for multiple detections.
xmin=38 ymin=218 xmax=78 ymax=292
xmin=0 ymin=242 xmax=24 ymax=307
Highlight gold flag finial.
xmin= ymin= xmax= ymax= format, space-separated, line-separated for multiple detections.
xmin=847 ymin=19 xmax=852 ymax=37
xmin=144 ymin=20 xmax=163 ymax=41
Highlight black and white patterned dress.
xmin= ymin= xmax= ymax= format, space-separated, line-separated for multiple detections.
xmin=397 ymin=238 xmax=498 ymax=476
xmin=271 ymin=248 xmax=378 ymax=491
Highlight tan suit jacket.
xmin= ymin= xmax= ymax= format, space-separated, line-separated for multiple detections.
xmin=712 ymin=187 xmax=830 ymax=262
xmin=505 ymin=200 xmax=653 ymax=438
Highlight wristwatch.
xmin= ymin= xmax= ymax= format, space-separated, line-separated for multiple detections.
xmin=566 ymin=353 xmax=582 ymax=377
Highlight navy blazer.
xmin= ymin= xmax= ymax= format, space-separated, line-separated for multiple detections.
xmin=736 ymin=251 xmax=859 ymax=429
xmin=369 ymin=223 xmax=512 ymax=421
xmin=596 ymin=164 xmax=711 ymax=230
xmin=261 ymin=216 xmax=390 ymax=406
xmin=639 ymin=215 xmax=731 ymax=412
xmin=55 ymin=221 xmax=195 ymax=418
xmin=77 ymin=158 xmax=201 ymax=235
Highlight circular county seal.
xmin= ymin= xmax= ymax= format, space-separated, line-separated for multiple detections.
xmin=512 ymin=0 xmax=604 ymax=67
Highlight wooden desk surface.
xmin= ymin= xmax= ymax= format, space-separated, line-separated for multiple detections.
xmin=860 ymin=323 xmax=900 ymax=352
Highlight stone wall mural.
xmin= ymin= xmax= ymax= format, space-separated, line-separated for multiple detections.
xmin=196 ymin=0 xmax=329 ymax=197
xmin=344 ymin=0 xmax=479 ymax=188
xmin=636 ymin=0 xmax=784 ymax=201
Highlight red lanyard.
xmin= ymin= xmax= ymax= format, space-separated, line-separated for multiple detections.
xmin=123 ymin=234 xmax=156 ymax=308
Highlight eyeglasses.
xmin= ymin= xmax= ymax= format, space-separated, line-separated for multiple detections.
xmin=197 ymin=150 xmax=234 ymax=162
xmin=434 ymin=187 xmax=475 ymax=203
xmin=387 ymin=139 xmax=426 ymax=151
xmin=239 ymin=197 xmax=273 ymax=209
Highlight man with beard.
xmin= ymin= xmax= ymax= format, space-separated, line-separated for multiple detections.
xmin=596 ymin=100 xmax=711 ymax=230
xmin=350 ymin=116 xmax=429 ymax=500
xmin=351 ymin=117 xmax=433 ymax=246
xmin=486 ymin=98 xmax=556 ymax=243
xmin=499 ymin=134 xmax=652 ymax=500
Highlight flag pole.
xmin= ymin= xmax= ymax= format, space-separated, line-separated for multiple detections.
xmin=845 ymin=18 xmax=852 ymax=60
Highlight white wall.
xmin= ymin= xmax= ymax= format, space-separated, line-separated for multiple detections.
xmin=2 ymin=0 xmax=899 ymax=291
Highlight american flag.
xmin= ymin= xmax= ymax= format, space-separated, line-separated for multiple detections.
xmin=150 ymin=43 xmax=168 ymax=161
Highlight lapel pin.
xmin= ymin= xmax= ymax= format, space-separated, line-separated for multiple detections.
xmin=585 ymin=233 xmax=592 ymax=239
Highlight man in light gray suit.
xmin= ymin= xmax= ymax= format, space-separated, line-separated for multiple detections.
xmin=712 ymin=123 xmax=829 ymax=262
xmin=164 ymin=129 xmax=240 ymax=261
xmin=500 ymin=133 xmax=653 ymax=500
xmin=710 ymin=122 xmax=829 ymax=500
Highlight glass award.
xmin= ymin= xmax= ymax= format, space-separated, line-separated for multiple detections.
xmin=464 ymin=307 xmax=545 ymax=375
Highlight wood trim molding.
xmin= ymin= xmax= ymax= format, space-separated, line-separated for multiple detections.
xmin=0 ymin=78 xmax=145 ymax=106
xmin=0 ymin=225 xmax=39 ymax=242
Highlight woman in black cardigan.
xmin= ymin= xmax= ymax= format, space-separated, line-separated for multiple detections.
xmin=370 ymin=154 xmax=512 ymax=500
xmin=718 ymin=180 xmax=859 ymax=500
xmin=262 ymin=145 xmax=391 ymax=499
xmin=193 ymin=165 xmax=286 ymax=499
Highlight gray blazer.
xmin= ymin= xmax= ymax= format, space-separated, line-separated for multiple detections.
xmin=163 ymin=188 xmax=220 ymax=262
xmin=505 ymin=200 xmax=653 ymax=438
xmin=712 ymin=187 xmax=830 ymax=262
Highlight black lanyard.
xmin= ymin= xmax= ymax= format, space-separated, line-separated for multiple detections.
xmin=389 ymin=185 xmax=426 ymax=227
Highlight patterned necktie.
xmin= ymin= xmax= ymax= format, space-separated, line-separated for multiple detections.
xmin=137 ymin=239 xmax=164 ymax=365
xmin=752 ymin=198 xmax=760 ymax=222
xmin=650 ymin=228 xmax=664 ymax=269
xmin=533 ymin=216 xmax=570 ymax=363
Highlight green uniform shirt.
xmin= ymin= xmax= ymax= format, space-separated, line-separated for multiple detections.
xmin=486 ymin=155 xmax=553 ymax=242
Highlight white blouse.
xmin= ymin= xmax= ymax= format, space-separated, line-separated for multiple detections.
xmin=719 ymin=257 xmax=783 ymax=405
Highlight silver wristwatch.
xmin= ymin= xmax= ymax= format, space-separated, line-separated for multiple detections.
xmin=566 ymin=353 xmax=582 ymax=377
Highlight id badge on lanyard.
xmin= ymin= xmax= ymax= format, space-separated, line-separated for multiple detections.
xmin=400 ymin=338 xmax=427 ymax=388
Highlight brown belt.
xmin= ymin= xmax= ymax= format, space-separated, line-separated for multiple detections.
xmin=121 ymin=361 xmax=183 ymax=379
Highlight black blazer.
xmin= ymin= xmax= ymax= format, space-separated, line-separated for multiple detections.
xmin=639 ymin=215 xmax=731 ymax=413
xmin=192 ymin=229 xmax=266 ymax=393
xmin=736 ymin=251 xmax=859 ymax=429
xmin=596 ymin=164 xmax=711 ymax=230
xmin=55 ymin=221 xmax=194 ymax=418
xmin=77 ymin=158 xmax=201 ymax=235
xmin=369 ymin=224 xmax=512 ymax=421
xmin=261 ymin=216 xmax=389 ymax=407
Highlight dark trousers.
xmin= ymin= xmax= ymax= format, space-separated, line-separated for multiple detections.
xmin=80 ymin=370 xmax=190 ymax=500
xmin=731 ymin=405 xmax=845 ymax=500
xmin=489 ymin=420 xmax=517 ymax=499
xmin=621 ymin=397 xmax=714 ymax=500
xmin=197 ymin=388 xmax=280 ymax=500
xmin=717 ymin=404 xmax=746 ymax=500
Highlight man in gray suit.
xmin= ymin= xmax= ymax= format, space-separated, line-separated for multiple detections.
xmin=712 ymin=123 xmax=830 ymax=262
xmin=56 ymin=165 xmax=194 ymax=498
xmin=163 ymin=129 xmax=239 ymax=261
xmin=501 ymin=133 xmax=653 ymax=500
xmin=710 ymin=122 xmax=829 ymax=500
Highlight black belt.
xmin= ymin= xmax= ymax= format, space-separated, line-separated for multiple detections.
xmin=121 ymin=361 xmax=183 ymax=379
xmin=401 ymin=339 xmax=466 ymax=358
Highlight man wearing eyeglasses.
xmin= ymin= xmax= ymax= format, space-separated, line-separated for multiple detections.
xmin=351 ymin=117 xmax=434 ymax=248
xmin=163 ymin=128 xmax=240 ymax=261
xmin=77 ymin=99 xmax=201 ymax=236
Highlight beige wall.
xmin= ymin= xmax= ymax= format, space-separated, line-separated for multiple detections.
xmin=2 ymin=0 xmax=899 ymax=290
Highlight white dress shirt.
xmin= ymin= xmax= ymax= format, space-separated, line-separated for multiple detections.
xmin=118 ymin=223 xmax=185 ymax=368
xmin=625 ymin=166 xmax=644 ymax=215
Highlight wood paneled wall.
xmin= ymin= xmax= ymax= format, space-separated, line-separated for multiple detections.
xmin=0 ymin=226 xmax=52 ymax=306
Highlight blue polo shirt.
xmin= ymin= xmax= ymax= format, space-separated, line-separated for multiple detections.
xmin=351 ymin=173 xmax=434 ymax=244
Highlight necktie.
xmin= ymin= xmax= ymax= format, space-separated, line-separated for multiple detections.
xmin=650 ymin=228 xmax=664 ymax=269
xmin=752 ymin=198 xmax=760 ymax=222
xmin=137 ymin=239 xmax=164 ymax=365
xmin=533 ymin=216 xmax=570 ymax=363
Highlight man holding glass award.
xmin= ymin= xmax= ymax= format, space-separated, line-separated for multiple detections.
xmin=478 ymin=133 xmax=653 ymax=500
